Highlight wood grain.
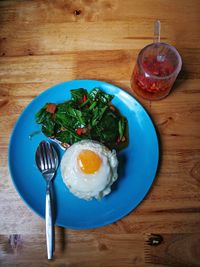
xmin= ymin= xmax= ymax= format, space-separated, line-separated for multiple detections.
xmin=0 ymin=0 xmax=200 ymax=266
xmin=0 ymin=233 xmax=199 ymax=266
xmin=145 ymin=233 xmax=200 ymax=266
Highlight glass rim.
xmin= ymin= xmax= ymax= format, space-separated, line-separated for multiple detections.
xmin=137 ymin=42 xmax=182 ymax=80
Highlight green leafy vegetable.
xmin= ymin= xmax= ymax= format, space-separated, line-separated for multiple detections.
xmin=70 ymin=88 xmax=87 ymax=102
xmin=35 ymin=106 xmax=56 ymax=136
xmin=91 ymin=111 xmax=119 ymax=143
xmin=35 ymin=106 xmax=48 ymax=124
xmin=91 ymin=106 xmax=108 ymax=126
xmin=118 ymin=117 xmax=125 ymax=140
xmin=89 ymin=88 xmax=114 ymax=104
xmin=35 ymin=87 xmax=128 ymax=149
xmin=41 ymin=117 xmax=55 ymax=137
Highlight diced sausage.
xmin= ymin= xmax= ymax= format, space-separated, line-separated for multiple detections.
xmin=46 ymin=103 xmax=57 ymax=114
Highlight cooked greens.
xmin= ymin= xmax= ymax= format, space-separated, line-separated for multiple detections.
xmin=35 ymin=88 xmax=128 ymax=149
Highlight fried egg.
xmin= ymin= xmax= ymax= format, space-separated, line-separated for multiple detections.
xmin=61 ymin=140 xmax=118 ymax=200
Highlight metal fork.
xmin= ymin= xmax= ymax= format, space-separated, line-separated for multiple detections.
xmin=35 ymin=141 xmax=59 ymax=260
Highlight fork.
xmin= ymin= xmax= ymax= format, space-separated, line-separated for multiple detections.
xmin=35 ymin=141 xmax=59 ymax=260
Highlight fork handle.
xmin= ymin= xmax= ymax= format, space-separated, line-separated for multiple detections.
xmin=46 ymin=181 xmax=53 ymax=260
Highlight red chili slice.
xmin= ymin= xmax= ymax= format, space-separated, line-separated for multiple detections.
xmin=117 ymin=136 xmax=120 ymax=144
xmin=76 ymin=127 xmax=88 ymax=135
xmin=83 ymin=95 xmax=87 ymax=102
xmin=76 ymin=128 xmax=82 ymax=135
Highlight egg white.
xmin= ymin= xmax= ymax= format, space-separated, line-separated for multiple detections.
xmin=61 ymin=140 xmax=118 ymax=200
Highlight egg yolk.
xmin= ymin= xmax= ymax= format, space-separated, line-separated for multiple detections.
xmin=78 ymin=150 xmax=102 ymax=174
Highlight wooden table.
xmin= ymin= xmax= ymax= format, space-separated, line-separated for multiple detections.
xmin=0 ymin=1 xmax=200 ymax=266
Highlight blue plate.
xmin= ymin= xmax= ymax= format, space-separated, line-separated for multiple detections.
xmin=9 ymin=80 xmax=159 ymax=229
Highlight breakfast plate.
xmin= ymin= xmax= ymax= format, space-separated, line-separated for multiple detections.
xmin=9 ymin=80 xmax=159 ymax=229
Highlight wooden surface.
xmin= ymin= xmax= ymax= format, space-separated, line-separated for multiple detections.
xmin=0 ymin=0 xmax=200 ymax=266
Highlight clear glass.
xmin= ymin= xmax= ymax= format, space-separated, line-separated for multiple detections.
xmin=131 ymin=42 xmax=182 ymax=100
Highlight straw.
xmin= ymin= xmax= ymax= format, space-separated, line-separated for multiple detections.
xmin=154 ymin=20 xmax=161 ymax=43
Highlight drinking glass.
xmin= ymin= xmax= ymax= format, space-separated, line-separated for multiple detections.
xmin=131 ymin=23 xmax=182 ymax=100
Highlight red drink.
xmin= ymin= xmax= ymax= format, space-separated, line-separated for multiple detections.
xmin=131 ymin=43 xmax=182 ymax=100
